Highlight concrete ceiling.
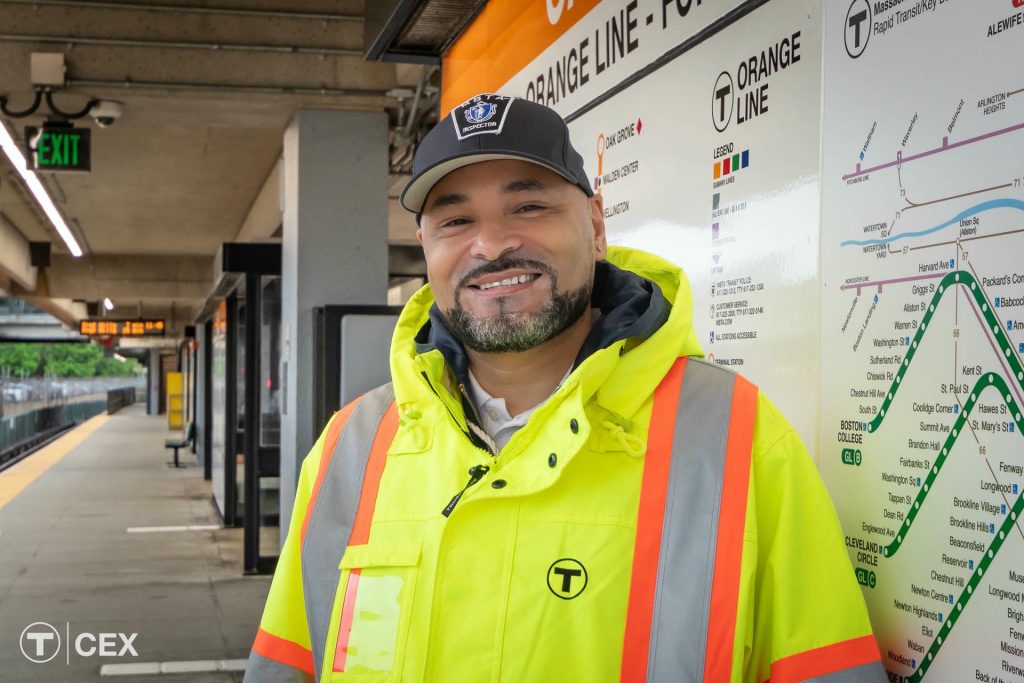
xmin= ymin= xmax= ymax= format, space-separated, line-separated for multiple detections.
xmin=0 ymin=0 xmax=429 ymax=335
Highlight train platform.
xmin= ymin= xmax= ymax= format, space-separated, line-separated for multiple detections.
xmin=0 ymin=405 xmax=270 ymax=682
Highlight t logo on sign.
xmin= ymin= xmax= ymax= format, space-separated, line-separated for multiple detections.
xmin=712 ymin=71 xmax=734 ymax=132
xmin=547 ymin=558 xmax=588 ymax=599
xmin=844 ymin=0 xmax=872 ymax=59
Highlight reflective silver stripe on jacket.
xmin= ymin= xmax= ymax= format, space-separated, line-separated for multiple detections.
xmin=805 ymin=661 xmax=888 ymax=682
xmin=302 ymin=384 xmax=395 ymax=682
xmin=647 ymin=359 xmax=736 ymax=682
xmin=244 ymin=650 xmax=314 ymax=683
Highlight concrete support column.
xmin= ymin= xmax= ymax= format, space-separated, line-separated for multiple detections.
xmin=279 ymin=109 xmax=388 ymax=542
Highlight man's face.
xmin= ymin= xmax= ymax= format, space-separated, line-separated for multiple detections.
xmin=416 ymin=159 xmax=607 ymax=353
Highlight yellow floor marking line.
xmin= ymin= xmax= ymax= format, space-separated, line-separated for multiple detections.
xmin=0 ymin=414 xmax=111 ymax=510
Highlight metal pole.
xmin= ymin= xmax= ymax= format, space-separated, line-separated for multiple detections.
xmin=224 ymin=293 xmax=238 ymax=527
xmin=66 ymin=78 xmax=390 ymax=99
xmin=0 ymin=33 xmax=362 ymax=57
xmin=0 ymin=0 xmax=361 ymax=22
xmin=203 ymin=319 xmax=213 ymax=481
xmin=243 ymin=272 xmax=260 ymax=574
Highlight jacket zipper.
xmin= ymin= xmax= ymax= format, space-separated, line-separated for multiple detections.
xmin=458 ymin=382 xmax=485 ymax=428
xmin=442 ymin=464 xmax=490 ymax=517
xmin=417 ymin=367 xmax=496 ymax=517
xmin=458 ymin=382 xmax=500 ymax=456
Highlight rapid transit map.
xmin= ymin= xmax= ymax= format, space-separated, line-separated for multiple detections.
xmin=820 ymin=1 xmax=1024 ymax=680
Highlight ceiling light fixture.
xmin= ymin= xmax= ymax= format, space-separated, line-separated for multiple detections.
xmin=103 ymin=297 xmax=114 ymax=311
xmin=0 ymin=121 xmax=84 ymax=257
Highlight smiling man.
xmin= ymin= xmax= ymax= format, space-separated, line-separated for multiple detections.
xmin=415 ymin=158 xmax=604 ymax=434
xmin=245 ymin=94 xmax=886 ymax=683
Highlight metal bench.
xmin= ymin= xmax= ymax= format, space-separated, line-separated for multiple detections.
xmin=165 ymin=422 xmax=195 ymax=468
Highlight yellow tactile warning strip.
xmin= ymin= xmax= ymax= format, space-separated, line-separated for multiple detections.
xmin=0 ymin=414 xmax=111 ymax=510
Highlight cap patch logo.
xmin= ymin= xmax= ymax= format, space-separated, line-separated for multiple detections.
xmin=464 ymin=102 xmax=496 ymax=124
xmin=452 ymin=94 xmax=514 ymax=140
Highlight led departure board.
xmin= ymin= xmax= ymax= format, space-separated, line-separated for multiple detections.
xmin=79 ymin=319 xmax=166 ymax=337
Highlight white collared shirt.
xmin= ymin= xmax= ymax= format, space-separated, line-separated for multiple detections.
xmin=467 ymin=364 xmax=573 ymax=452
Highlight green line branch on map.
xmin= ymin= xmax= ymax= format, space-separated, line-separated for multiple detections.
xmin=854 ymin=270 xmax=1024 ymax=680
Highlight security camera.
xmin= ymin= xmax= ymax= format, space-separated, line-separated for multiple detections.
xmin=89 ymin=100 xmax=123 ymax=127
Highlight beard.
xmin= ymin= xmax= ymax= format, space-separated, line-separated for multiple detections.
xmin=439 ymin=257 xmax=592 ymax=353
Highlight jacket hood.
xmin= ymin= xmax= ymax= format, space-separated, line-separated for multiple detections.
xmin=390 ymin=246 xmax=704 ymax=423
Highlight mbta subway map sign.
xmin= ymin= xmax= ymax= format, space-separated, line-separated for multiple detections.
xmin=442 ymin=0 xmax=1024 ymax=680
xmin=820 ymin=1 xmax=1024 ymax=681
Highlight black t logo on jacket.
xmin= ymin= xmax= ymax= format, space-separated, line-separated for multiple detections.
xmin=547 ymin=558 xmax=588 ymax=600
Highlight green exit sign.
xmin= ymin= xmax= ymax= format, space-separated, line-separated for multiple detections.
xmin=25 ymin=126 xmax=91 ymax=172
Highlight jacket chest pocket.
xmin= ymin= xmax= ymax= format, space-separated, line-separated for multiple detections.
xmin=325 ymin=543 xmax=421 ymax=682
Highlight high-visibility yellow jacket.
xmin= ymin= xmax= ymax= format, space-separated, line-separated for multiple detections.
xmin=245 ymin=247 xmax=884 ymax=683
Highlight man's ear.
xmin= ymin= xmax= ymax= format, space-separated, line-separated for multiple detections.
xmin=588 ymin=194 xmax=608 ymax=261
xmin=416 ymin=225 xmax=424 ymax=247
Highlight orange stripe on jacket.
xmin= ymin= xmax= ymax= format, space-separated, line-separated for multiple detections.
xmin=702 ymin=375 xmax=757 ymax=682
xmin=332 ymin=569 xmax=362 ymax=673
xmin=252 ymin=627 xmax=314 ymax=674
xmin=332 ymin=401 xmax=400 ymax=673
xmin=764 ymin=635 xmax=882 ymax=683
xmin=348 ymin=402 xmax=399 ymax=546
xmin=619 ymin=358 xmax=687 ymax=682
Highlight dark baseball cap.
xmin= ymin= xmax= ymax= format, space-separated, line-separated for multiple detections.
xmin=400 ymin=93 xmax=594 ymax=213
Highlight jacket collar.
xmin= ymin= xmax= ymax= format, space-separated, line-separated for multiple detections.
xmin=391 ymin=246 xmax=706 ymax=435
xmin=413 ymin=260 xmax=671 ymax=393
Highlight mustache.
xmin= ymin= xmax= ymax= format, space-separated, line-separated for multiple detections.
xmin=457 ymin=257 xmax=556 ymax=290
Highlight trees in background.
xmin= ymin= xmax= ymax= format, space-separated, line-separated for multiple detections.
xmin=0 ymin=342 xmax=141 ymax=377
xmin=0 ymin=343 xmax=41 ymax=376
xmin=42 ymin=343 xmax=103 ymax=377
